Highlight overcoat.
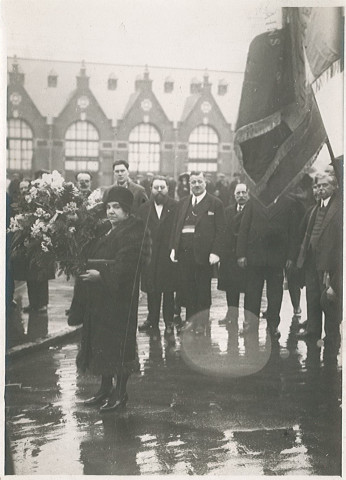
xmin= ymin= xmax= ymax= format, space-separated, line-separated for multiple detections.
xmin=76 ymin=215 xmax=150 ymax=375
xmin=137 ymin=197 xmax=178 ymax=293
xmin=236 ymin=196 xmax=298 ymax=268
xmin=296 ymin=193 xmax=342 ymax=271
xmin=218 ymin=204 xmax=247 ymax=292
xmin=170 ymin=193 xmax=226 ymax=265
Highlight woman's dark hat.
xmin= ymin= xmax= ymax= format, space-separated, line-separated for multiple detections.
xmin=103 ymin=186 xmax=134 ymax=210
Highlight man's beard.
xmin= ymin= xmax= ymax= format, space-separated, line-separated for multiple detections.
xmin=154 ymin=193 xmax=166 ymax=205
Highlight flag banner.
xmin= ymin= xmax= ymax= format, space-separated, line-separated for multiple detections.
xmin=299 ymin=7 xmax=344 ymax=81
xmin=234 ymin=8 xmax=329 ymax=208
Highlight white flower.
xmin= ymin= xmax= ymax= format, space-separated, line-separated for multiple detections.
xmin=41 ymin=242 xmax=49 ymax=253
xmin=42 ymin=234 xmax=53 ymax=246
xmin=69 ymin=226 xmax=76 ymax=233
xmin=87 ymin=188 xmax=103 ymax=209
xmin=63 ymin=202 xmax=78 ymax=213
xmin=31 ymin=219 xmax=49 ymax=238
xmin=41 ymin=170 xmax=65 ymax=190
xmin=8 ymin=214 xmax=25 ymax=232
xmin=34 ymin=208 xmax=51 ymax=220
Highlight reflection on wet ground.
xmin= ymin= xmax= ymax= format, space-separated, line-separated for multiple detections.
xmin=6 ymin=286 xmax=342 ymax=475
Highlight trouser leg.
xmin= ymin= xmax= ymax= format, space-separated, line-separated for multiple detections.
xmin=287 ymin=268 xmax=301 ymax=311
xmin=178 ymin=250 xmax=198 ymax=321
xmin=265 ymin=267 xmax=284 ymax=330
xmin=305 ymin=254 xmax=323 ymax=338
xmin=162 ymin=292 xmax=175 ymax=328
xmin=244 ymin=266 xmax=264 ymax=327
xmin=226 ymin=289 xmax=241 ymax=321
xmin=27 ymin=280 xmax=49 ymax=309
xmin=147 ymin=291 xmax=162 ymax=327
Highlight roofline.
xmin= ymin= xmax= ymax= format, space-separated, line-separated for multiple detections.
xmin=7 ymin=55 xmax=244 ymax=75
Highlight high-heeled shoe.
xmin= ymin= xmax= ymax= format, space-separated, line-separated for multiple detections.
xmin=84 ymin=390 xmax=111 ymax=407
xmin=99 ymin=392 xmax=128 ymax=413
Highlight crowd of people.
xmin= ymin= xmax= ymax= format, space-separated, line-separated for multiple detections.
xmin=7 ymin=159 xmax=342 ymax=413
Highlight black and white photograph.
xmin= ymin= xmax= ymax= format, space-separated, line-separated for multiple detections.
xmin=3 ymin=0 xmax=343 ymax=475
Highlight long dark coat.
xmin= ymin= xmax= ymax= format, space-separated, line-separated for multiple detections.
xmin=218 ymin=204 xmax=247 ymax=292
xmin=236 ymin=196 xmax=298 ymax=268
xmin=137 ymin=197 xmax=178 ymax=293
xmin=77 ymin=216 xmax=150 ymax=375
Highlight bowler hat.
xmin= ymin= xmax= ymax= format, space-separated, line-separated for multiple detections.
xmin=103 ymin=186 xmax=133 ymax=211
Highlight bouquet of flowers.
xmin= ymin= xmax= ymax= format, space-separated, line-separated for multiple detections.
xmin=8 ymin=171 xmax=108 ymax=279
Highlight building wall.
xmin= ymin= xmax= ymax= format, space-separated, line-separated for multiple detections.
xmin=7 ymin=60 xmax=240 ymax=186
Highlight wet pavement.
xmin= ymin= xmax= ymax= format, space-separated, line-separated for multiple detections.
xmin=5 ymin=280 xmax=342 ymax=475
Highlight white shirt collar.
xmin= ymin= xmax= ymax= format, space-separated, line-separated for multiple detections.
xmin=154 ymin=202 xmax=163 ymax=218
xmin=321 ymin=196 xmax=331 ymax=207
xmin=192 ymin=190 xmax=207 ymax=205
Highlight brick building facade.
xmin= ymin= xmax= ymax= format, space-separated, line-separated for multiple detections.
xmin=7 ymin=56 xmax=244 ymax=186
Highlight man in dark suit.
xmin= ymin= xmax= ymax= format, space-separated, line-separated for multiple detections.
xmin=237 ymin=195 xmax=298 ymax=337
xmin=218 ymin=183 xmax=249 ymax=325
xmin=137 ymin=176 xmax=178 ymax=335
xmin=170 ymin=171 xmax=226 ymax=334
xmin=296 ymin=173 xmax=342 ymax=344
xmin=104 ymin=160 xmax=148 ymax=214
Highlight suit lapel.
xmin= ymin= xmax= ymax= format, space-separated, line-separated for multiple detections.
xmin=195 ymin=194 xmax=212 ymax=225
xmin=179 ymin=196 xmax=192 ymax=226
xmin=319 ymin=196 xmax=339 ymax=234
xmin=160 ymin=199 xmax=173 ymax=223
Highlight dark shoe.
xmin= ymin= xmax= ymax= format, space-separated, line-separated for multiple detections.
xmin=100 ymin=393 xmax=128 ymax=413
xmin=138 ymin=320 xmax=153 ymax=332
xmin=84 ymin=390 xmax=111 ymax=406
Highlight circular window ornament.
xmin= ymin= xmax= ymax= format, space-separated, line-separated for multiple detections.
xmin=201 ymin=101 xmax=212 ymax=114
xmin=77 ymin=96 xmax=90 ymax=110
xmin=141 ymin=99 xmax=152 ymax=112
xmin=10 ymin=92 xmax=22 ymax=106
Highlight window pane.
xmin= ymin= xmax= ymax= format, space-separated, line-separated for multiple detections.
xmin=7 ymin=119 xmax=33 ymax=170
xmin=128 ymin=123 xmax=160 ymax=172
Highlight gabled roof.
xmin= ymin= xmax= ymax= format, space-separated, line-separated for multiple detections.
xmin=180 ymin=94 xmax=201 ymax=122
xmin=7 ymin=57 xmax=245 ymax=128
xmin=122 ymin=91 xmax=141 ymax=119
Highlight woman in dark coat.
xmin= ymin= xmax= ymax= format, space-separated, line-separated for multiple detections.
xmin=77 ymin=186 xmax=150 ymax=413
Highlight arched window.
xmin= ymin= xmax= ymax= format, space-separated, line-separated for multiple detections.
xmin=128 ymin=123 xmax=160 ymax=172
xmin=188 ymin=125 xmax=219 ymax=172
xmin=7 ymin=119 xmax=34 ymax=171
xmin=64 ymin=121 xmax=99 ymax=172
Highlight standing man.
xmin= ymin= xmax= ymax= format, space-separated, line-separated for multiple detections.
xmin=170 ymin=171 xmax=226 ymax=334
xmin=215 ymin=173 xmax=231 ymax=207
xmin=75 ymin=171 xmax=93 ymax=198
xmin=296 ymin=173 xmax=342 ymax=344
xmin=218 ymin=183 xmax=249 ymax=325
xmin=137 ymin=176 xmax=178 ymax=335
xmin=237 ymin=195 xmax=298 ymax=337
xmin=104 ymin=160 xmax=148 ymax=214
